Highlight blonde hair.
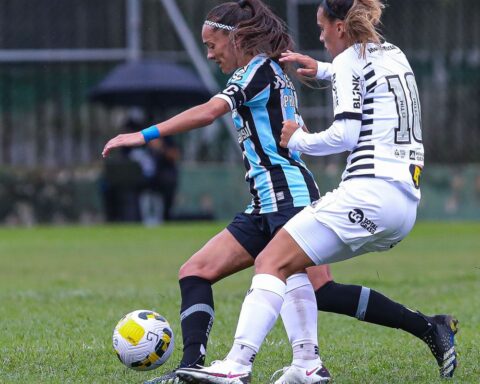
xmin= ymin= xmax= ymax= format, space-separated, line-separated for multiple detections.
xmin=321 ymin=0 xmax=385 ymax=57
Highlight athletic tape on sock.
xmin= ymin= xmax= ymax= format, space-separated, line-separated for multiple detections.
xmin=355 ymin=286 xmax=371 ymax=320
xmin=180 ymin=303 xmax=215 ymax=321
xmin=251 ymin=274 xmax=286 ymax=297
xmin=285 ymin=273 xmax=311 ymax=293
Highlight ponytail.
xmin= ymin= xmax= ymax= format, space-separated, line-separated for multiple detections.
xmin=205 ymin=0 xmax=294 ymax=62
xmin=321 ymin=0 xmax=385 ymax=57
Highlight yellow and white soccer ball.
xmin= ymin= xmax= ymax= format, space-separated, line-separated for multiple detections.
xmin=113 ymin=309 xmax=174 ymax=371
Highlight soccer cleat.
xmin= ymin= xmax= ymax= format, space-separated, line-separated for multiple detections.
xmin=420 ymin=314 xmax=459 ymax=378
xmin=144 ymin=356 xmax=206 ymax=384
xmin=144 ymin=369 xmax=184 ymax=384
xmin=270 ymin=362 xmax=331 ymax=384
xmin=176 ymin=359 xmax=251 ymax=384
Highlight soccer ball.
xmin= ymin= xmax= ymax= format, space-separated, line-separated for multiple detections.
xmin=113 ymin=309 xmax=174 ymax=371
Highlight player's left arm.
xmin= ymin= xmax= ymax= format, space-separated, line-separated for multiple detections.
xmin=102 ymin=98 xmax=229 ymax=157
xmin=281 ymin=54 xmax=363 ymax=155
xmin=280 ymin=118 xmax=360 ymax=155
xmin=152 ymin=97 xmax=230 ymax=135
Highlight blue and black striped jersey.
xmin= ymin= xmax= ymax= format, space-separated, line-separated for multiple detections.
xmin=215 ymin=54 xmax=319 ymax=214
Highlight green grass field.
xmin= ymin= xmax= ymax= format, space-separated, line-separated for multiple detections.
xmin=0 ymin=222 xmax=479 ymax=383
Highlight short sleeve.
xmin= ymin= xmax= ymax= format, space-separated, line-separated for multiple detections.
xmin=330 ymin=52 xmax=364 ymax=121
xmin=214 ymin=59 xmax=271 ymax=110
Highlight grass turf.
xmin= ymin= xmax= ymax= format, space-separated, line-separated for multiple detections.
xmin=0 ymin=222 xmax=478 ymax=383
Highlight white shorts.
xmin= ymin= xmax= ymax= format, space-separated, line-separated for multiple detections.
xmin=284 ymin=178 xmax=418 ymax=265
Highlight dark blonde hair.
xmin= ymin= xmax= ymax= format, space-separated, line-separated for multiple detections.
xmin=320 ymin=0 xmax=385 ymax=56
xmin=205 ymin=0 xmax=294 ymax=64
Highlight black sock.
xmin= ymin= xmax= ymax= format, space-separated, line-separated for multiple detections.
xmin=179 ymin=276 xmax=214 ymax=366
xmin=315 ymin=280 xmax=430 ymax=338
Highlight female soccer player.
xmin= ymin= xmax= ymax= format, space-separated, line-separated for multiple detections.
xmin=104 ymin=1 xmax=327 ymax=381
xmin=176 ymin=1 xmax=458 ymax=383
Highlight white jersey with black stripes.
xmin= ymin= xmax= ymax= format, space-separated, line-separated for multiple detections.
xmin=330 ymin=42 xmax=424 ymax=200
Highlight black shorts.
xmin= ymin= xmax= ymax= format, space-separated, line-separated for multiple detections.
xmin=227 ymin=207 xmax=305 ymax=258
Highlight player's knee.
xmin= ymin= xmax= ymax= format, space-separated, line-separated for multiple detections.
xmin=178 ymin=260 xmax=195 ymax=280
xmin=307 ymin=265 xmax=333 ymax=290
xmin=254 ymin=252 xmax=284 ymax=277
xmin=178 ymin=258 xmax=219 ymax=281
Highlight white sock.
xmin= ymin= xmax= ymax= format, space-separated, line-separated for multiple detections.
xmin=281 ymin=273 xmax=320 ymax=368
xmin=227 ymin=274 xmax=286 ymax=367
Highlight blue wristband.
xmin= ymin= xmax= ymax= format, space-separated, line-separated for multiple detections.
xmin=141 ymin=125 xmax=161 ymax=143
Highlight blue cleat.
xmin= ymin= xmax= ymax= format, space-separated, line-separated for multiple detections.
xmin=420 ymin=314 xmax=459 ymax=378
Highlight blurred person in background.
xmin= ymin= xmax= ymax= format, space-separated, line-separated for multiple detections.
xmin=177 ymin=1 xmax=458 ymax=383
xmin=129 ymin=133 xmax=180 ymax=225
xmin=102 ymin=110 xmax=180 ymax=224
xmin=104 ymin=1 xmax=457 ymax=383
xmin=101 ymin=115 xmax=144 ymax=223
xmin=147 ymin=135 xmax=180 ymax=222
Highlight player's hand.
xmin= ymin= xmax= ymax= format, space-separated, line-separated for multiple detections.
xmin=102 ymin=132 xmax=145 ymax=158
xmin=279 ymin=50 xmax=318 ymax=78
xmin=280 ymin=120 xmax=300 ymax=148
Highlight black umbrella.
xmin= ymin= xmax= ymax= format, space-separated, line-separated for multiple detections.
xmin=88 ymin=59 xmax=212 ymax=108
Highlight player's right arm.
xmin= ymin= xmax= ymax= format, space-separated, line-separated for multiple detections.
xmin=102 ymin=97 xmax=229 ymax=157
xmin=280 ymin=50 xmax=332 ymax=80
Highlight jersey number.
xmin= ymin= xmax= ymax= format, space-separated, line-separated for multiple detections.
xmin=386 ymin=73 xmax=422 ymax=144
